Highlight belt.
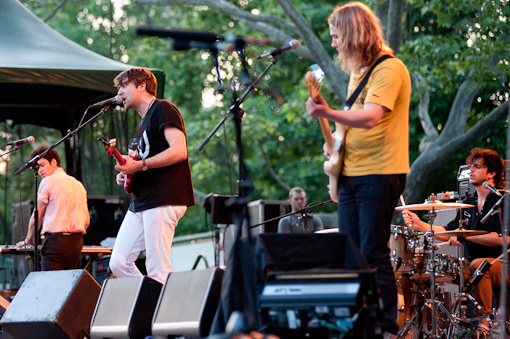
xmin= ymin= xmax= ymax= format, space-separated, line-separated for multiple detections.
xmin=44 ymin=232 xmax=82 ymax=236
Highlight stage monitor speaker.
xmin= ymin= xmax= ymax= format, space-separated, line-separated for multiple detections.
xmin=83 ymin=195 xmax=124 ymax=246
xmin=457 ymin=165 xmax=475 ymax=199
xmin=152 ymin=268 xmax=224 ymax=339
xmin=0 ymin=269 xmax=100 ymax=339
xmin=90 ymin=276 xmax=162 ymax=339
xmin=254 ymin=233 xmax=368 ymax=273
xmin=204 ymin=194 xmax=236 ymax=225
xmin=245 ymin=199 xmax=290 ymax=235
xmin=10 ymin=200 xmax=34 ymax=289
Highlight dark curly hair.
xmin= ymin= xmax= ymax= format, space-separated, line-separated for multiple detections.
xmin=29 ymin=145 xmax=61 ymax=167
xmin=466 ymin=148 xmax=504 ymax=187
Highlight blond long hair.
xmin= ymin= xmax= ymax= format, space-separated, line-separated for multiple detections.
xmin=328 ymin=2 xmax=393 ymax=73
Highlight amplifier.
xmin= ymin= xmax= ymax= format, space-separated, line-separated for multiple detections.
xmin=457 ymin=165 xmax=475 ymax=199
xmin=259 ymin=269 xmax=383 ymax=338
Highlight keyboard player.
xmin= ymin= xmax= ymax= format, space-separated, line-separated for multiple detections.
xmin=15 ymin=145 xmax=90 ymax=271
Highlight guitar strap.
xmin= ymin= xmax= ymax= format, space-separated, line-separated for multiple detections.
xmin=341 ymin=54 xmax=393 ymax=110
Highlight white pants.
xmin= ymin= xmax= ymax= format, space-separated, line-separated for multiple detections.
xmin=109 ymin=205 xmax=187 ymax=284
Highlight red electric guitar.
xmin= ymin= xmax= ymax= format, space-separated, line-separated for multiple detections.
xmin=304 ymin=65 xmax=344 ymax=202
xmin=98 ymin=135 xmax=137 ymax=194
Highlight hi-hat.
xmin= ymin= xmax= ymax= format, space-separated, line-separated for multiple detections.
xmin=437 ymin=228 xmax=488 ymax=237
xmin=395 ymin=200 xmax=474 ymax=211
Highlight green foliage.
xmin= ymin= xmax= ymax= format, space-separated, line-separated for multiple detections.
xmin=9 ymin=0 xmax=509 ymax=239
xmin=399 ymin=0 xmax=509 ymax=201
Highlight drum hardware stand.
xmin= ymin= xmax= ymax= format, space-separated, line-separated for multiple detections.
xmin=397 ymin=273 xmax=424 ymax=338
xmin=399 ymin=195 xmax=466 ymax=338
xmin=447 ymin=234 xmax=493 ymax=336
xmin=422 ymin=204 xmax=464 ymax=338
xmin=440 ymin=215 xmax=492 ymax=337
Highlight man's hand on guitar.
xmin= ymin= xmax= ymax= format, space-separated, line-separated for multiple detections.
xmin=306 ymin=95 xmax=330 ymax=118
xmin=115 ymin=155 xmax=140 ymax=174
xmin=116 ymin=172 xmax=127 ymax=186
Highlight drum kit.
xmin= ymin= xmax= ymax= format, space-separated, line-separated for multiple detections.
xmin=394 ymin=195 xmax=489 ymax=339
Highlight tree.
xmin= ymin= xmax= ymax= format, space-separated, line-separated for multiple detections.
xmin=15 ymin=0 xmax=510 ymax=236
xmin=133 ymin=0 xmax=509 ymax=204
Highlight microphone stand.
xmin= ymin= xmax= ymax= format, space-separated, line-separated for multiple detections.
xmin=478 ymin=192 xmax=509 ymax=336
xmin=1 ymin=144 xmax=28 ymax=158
xmin=497 ymin=192 xmax=509 ymax=336
xmin=199 ymin=56 xmax=282 ymax=334
xmin=249 ymin=200 xmax=334 ymax=232
xmin=480 ymin=193 xmax=506 ymax=224
xmin=15 ymin=106 xmax=113 ymax=271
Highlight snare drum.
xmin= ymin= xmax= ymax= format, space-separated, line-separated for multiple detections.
xmin=413 ymin=253 xmax=459 ymax=283
xmin=389 ymin=225 xmax=421 ymax=272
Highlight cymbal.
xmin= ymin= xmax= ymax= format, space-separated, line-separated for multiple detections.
xmin=395 ymin=201 xmax=474 ymax=211
xmin=437 ymin=228 xmax=488 ymax=237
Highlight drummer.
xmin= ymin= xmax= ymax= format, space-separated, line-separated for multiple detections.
xmin=403 ymin=147 xmax=507 ymax=337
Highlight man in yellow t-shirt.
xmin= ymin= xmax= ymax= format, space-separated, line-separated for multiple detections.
xmin=306 ymin=2 xmax=411 ymax=336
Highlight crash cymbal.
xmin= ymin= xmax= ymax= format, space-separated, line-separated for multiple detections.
xmin=395 ymin=200 xmax=474 ymax=211
xmin=437 ymin=228 xmax=488 ymax=237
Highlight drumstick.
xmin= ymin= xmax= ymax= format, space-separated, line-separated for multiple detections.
xmin=416 ymin=241 xmax=449 ymax=251
xmin=400 ymin=195 xmax=406 ymax=206
xmin=400 ymin=195 xmax=413 ymax=227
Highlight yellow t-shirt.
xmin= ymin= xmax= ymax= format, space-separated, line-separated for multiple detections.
xmin=339 ymin=56 xmax=411 ymax=176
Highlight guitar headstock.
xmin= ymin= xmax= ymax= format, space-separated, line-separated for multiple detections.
xmin=304 ymin=64 xmax=325 ymax=103
xmin=97 ymin=135 xmax=110 ymax=147
xmin=97 ymin=135 xmax=118 ymax=156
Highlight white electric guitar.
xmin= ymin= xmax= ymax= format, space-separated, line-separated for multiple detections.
xmin=304 ymin=65 xmax=344 ymax=202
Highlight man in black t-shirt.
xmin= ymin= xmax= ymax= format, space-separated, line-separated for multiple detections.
xmin=109 ymin=67 xmax=195 ymax=284
xmin=403 ymin=148 xmax=508 ymax=335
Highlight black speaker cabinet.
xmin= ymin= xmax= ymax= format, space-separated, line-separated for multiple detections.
xmin=90 ymin=276 xmax=162 ymax=339
xmin=152 ymin=268 xmax=224 ymax=338
xmin=83 ymin=195 xmax=124 ymax=246
xmin=0 ymin=269 xmax=100 ymax=339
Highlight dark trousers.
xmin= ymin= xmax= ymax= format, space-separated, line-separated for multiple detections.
xmin=41 ymin=233 xmax=83 ymax=271
xmin=337 ymin=174 xmax=406 ymax=334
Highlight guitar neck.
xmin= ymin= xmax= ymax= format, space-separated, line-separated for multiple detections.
xmin=318 ymin=118 xmax=334 ymax=155
xmin=107 ymin=146 xmax=126 ymax=165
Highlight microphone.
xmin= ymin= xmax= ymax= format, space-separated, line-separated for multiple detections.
xmin=172 ymin=40 xmax=235 ymax=52
xmin=88 ymin=95 xmax=123 ymax=109
xmin=136 ymin=28 xmax=218 ymax=42
xmin=136 ymin=28 xmax=271 ymax=48
xmin=483 ymin=181 xmax=502 ymax=196
xmin=4 ymin=136 xmax=35 ymax=147
xmin=257 ymin=39 xmax=300 ymax=59
xmin=220 ymin=35 xmax=270 ymax=47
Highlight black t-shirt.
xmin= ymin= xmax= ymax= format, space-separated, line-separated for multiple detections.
xmin=445 ymin=192 xmax=502 ymax=260
xmin=128 ymin=99 xmax=195 ymax=212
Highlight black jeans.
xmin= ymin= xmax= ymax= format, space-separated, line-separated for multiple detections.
xmin=338 ymin=174 xmax=406 ymax=334
xmin=41 ymin=233 xmax=83 ymax=271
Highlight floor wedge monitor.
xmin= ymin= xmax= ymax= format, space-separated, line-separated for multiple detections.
xmin=90 ymin=276 xmax=162 ymax=339
xmin=0 ymin=269 xmax=101 ymax=339
xmin=152 ymin=268 xmax=224 ymax=338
